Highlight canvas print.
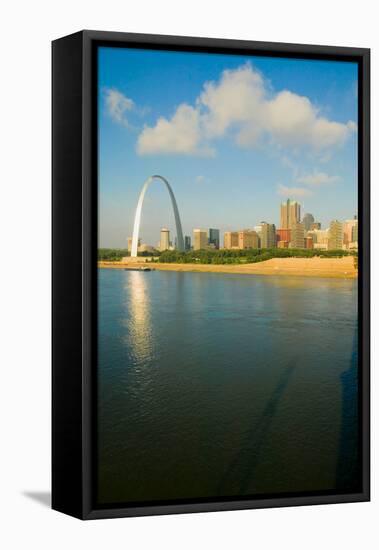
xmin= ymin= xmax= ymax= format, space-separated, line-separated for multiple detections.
xmin=97 ymin=46 xmax=359 ymax=506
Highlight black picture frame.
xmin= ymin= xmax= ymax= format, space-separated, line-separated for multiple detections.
xmin=52 ymin=30 xmax=370 ymax=520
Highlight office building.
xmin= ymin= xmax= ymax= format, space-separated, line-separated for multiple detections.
xmin=276 ymin=228 xmax=291 ymax=248
xmin=209 ymin=228 xmax=220 ymax=249
xmin=193 ymin=229 xmax=208 ymax=250
xmin=253 ymin=224 xmax=262 ymax=248
xmin=343 ymin=218 xmax=358 ymax=248
xmin=160 ymin=228 xmax=170 ymax=251
xmin=238 ymin=230 xmax=259 ymax=249
xmin=290 ymin=222 xmax=305 ymax=249
xmin=260 ymin=222 xmax=277 ymax=248
xmin=310 ymin=229 xmax=329 ymax=250
xmin=224 ymin=231 xmax=239 ymax=249
xmin=302 ymin=213 xmax=315 ymax=232
xmin=328 ymin=220 xmax=343 ymax=250
xmin=138 ymin=244 xmax=156 ymax=254
xmin=184 ymin=235 xmax=191 ymax=251
xmin=280 ymin=199 xmax=301 ymax=229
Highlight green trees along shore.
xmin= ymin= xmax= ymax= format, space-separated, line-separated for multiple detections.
xmin=98 ymin=247 xmax=357 ymax=265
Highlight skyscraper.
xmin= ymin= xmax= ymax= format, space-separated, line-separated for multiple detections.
xmin=160 ymin=228 xmax=170 ymax=251
xmin=209 ymin=228 xmax=220 ymax=249
xmin=280 ymin=199 xmax=301 ymax=229
xmin=260 ymin=222 xmax=277 ymax=248
xmin=328 ymin=220 xmax=343 ymax=250
xmin=223 ymin=231 xmax=239 ymax=249
xmin=193 ymin=229 xmax=208 ymax=250
xmin=184 ymin=235 xmax=191 ymax=251
xmin=302 ymin=213 xmax=315 ymax=232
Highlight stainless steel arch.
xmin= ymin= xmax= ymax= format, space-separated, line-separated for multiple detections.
xmin=131 ymin=175 xmax=185 ymax=257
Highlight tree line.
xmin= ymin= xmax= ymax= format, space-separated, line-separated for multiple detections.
xmin=155 ymin=248 xmax=357 ymax=265
xmin=98 ymin=247 xmax=357 ymax=265
xmin=98 ymin=248 xmax=156 ymax=260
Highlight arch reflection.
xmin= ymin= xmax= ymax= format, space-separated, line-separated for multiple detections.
xmin=125 ymin=271 xmax=154 ymax=365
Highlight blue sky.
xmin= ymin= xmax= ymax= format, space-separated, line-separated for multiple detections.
xmin=98 ymin=46 xmax=358 ymax=248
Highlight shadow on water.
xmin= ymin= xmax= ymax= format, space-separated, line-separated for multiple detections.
xmin=336 ymin=327 xmax=359 ymax=491
xmin=218 ymin=360 xmax=296 ymax=496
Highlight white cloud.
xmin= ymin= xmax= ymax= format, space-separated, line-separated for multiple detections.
xmin=277 ymin=184 xmax=312 ymax=198
xmin=199 ymin=64 xmax=265 ymax=141
xmin=137 ymin=104 xmax=214 ymax=156
xmin=136 ymin=63 xmax=356 ymax=156
xmin=297 ymin=171 xmax=340 ymax=186
xmin=265 ymin=92 xmax=355 ymax=150
xmin=104 ymin=88 xmax=134 ymax=127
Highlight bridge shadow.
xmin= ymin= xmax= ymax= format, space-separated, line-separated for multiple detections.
xmin=335 ymin=327 xmax=359 ymax=491
xmin=217 ymin=359 xmax=296 ymax=496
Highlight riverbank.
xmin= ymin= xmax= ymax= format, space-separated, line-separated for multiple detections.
xmin=98 ymin=256 xmax=357 ymax=278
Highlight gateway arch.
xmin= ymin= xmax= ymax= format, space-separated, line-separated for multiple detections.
xmin=131 ymin=175 xmax=184 ymax=257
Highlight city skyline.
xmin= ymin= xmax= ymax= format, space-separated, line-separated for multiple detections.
xmin=98 ymin=47 xmax=358 ymax=248
xmin=118 ymin=190 xmax=358 ymax=251
xmin=125 ymin=194 xmax=357 ymax=253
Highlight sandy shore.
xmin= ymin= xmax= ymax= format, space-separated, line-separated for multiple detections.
xmin=98 ymin=256 xmax=357 ymax=279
